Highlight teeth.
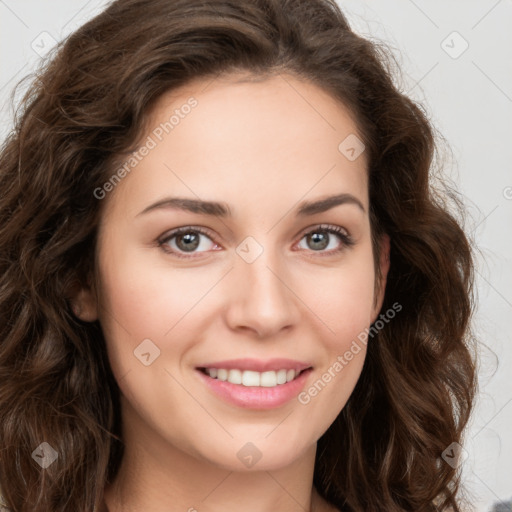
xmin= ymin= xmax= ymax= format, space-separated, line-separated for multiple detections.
xmin=242 ymin=370 xmax=260 ymax=386
xmin=276 ymin=369 xmax=287 ymax=385
xmin=205 ymin=368 xmax=302 ymax=387
xmin=228 ymin=369 xmax=242 ymax=385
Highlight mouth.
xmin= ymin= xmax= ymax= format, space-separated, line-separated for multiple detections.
xmin=196 ymin=367 xmax=312 ymax=388
xmin=194 ymin=360 xmax=314 ymax=409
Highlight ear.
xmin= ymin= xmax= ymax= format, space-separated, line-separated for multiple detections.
xmin=371 ymin=233 xmax=390 ymax=322
xmin=67 ymin=276 xmax=99 ymax=322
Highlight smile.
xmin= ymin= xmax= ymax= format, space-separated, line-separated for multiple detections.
xmin=198 ymin=367 xmax=307 ymax=387
xmin=195 ymin=365 xmax=313 ymax=409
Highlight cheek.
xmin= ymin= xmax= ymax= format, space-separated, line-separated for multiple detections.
xmin=294 ymin=254 xmax=375 ymax=427
xmin=295 ymin=253 xmax=376 ymax=345
xmin=98 ymin=244 xmax=214 ymax=336
xmin=95 ymin=245 xmax=190 ymax=375
xmin=96 ymin=244 xmax=231 ymax=383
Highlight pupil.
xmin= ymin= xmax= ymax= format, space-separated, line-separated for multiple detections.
xmin=177 ymin=232 xmax=199 ymax=252
xmin=308 ymin=232 xmax=328 ymax=250
xmin=175 ymin=231 xmax=330 ymax=253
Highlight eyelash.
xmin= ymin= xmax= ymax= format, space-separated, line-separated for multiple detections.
xmin=157 ymin=224 xmax=355 ymax=259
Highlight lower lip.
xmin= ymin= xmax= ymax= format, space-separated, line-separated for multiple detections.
xmin=195 ymin=368 xmax=313 ymax=409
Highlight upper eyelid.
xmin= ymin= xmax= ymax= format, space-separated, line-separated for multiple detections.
xmin=296 ymin=223 xmax=349 ymax=238
xmin=158 ymin=225 xmax=217 ymax=244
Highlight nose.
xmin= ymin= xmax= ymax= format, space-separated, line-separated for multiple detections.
xmin=224 ymin=246 xmax=301 ymax=339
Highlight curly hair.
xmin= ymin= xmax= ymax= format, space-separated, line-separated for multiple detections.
xmin=0 ymin=0 xmax=476 ymax=510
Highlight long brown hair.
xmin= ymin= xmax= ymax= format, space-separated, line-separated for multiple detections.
xmin=0 ymin=0 xmax=476 ymax=510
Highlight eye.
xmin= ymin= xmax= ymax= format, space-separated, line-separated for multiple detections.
xmin=157 ymin=223 xmax=354 ymax=259
xmin=158 ymin=226 xmax=220 ymax=258
xmin=295 ymin=224 xmax=354 ymax=255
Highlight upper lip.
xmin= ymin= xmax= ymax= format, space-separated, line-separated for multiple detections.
xmin=196 ymin=358 xmax=312 ymax=373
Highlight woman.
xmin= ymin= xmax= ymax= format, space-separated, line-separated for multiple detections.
xmin=0 ymin=0 xmax=476 ymax=510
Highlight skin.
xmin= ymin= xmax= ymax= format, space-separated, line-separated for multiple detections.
xmin=73 ymin=72 xmax=390 ymax=512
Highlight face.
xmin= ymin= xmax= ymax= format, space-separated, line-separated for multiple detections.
xmin=77 ymin=72 xmax=389 ymax=472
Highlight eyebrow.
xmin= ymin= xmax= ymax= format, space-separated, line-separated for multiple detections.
xmin=136 ymin=193 xmax=366 ymax=218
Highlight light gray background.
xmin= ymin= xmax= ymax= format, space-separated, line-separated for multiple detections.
xmin=1 ymin=1 xmax=511 ymax=511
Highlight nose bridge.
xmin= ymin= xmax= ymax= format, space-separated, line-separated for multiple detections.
xmin=237 ymin=235 xmax=290 ymax=306
xmin=226 ymin=234 xmax=300 ymax=336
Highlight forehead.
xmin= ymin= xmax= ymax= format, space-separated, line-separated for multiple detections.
xmin=148 ymin=71 xmax=364 ymax=153
xmin=103 ymin=72 xmax=369 ymax=220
